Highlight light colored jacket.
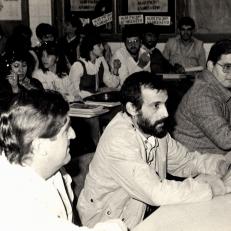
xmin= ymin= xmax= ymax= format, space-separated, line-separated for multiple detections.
xmin=77 ymin=112 xmax=226 ymax=229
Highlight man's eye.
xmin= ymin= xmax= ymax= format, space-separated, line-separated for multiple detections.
xmin=225 ymin=64 xmax=231 ymax=69
xmin=153 ymin=103 xmax=160 ymax=109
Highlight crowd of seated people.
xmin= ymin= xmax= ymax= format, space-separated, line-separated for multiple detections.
xmin=2 ymin=14 xmax=231 ymax=231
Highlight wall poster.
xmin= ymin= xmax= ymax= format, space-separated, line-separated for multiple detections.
xmin=0 ymin=0 xmax=22 ymax=20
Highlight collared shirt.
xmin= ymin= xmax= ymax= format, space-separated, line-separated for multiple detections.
xmin=32 ymin=69 xmax=77 ymax=102
xmin=173 ymin=69 xmax=231 ymax=154
xmin=111 ymin=46 xmax=151 ymax=86
xmin=77 ymin=112 xmax=226 ymax=229
xmin=163 ymin=35 xmax=206 ymax=68
xmin=0 ymin=155 xmax=127 ymax=231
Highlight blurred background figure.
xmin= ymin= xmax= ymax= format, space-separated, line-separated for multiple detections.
xmin=163 ymin=16 xmax=206 ymax=73
xmin=141 ymin=23 xmax=176 ymax=74
xmin=0 ymin=25 xmax=7 ymax=55
xmin=33 ymin=41 xmax=79 ymax=102
xmin=58 ymin=14 xmax=83 ymax=69
xmin=69 ymin=32 xmax=119 ymax=99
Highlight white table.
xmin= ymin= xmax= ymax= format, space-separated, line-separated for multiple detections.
xmin=132 ymin=194 xmax=231 ymax=231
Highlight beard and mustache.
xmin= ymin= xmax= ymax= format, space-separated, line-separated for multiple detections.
xmin=136 ymin=112 xmax=168 ymax=138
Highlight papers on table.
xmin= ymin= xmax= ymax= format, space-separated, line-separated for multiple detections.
xmin=69 ymin=102 xmax=109 ymax=118
xmin=185 ymin=66 xmax=204 ymax=73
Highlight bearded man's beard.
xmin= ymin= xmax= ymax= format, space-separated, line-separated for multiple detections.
xmin=136 ymin=113 xmax=168 ymax=138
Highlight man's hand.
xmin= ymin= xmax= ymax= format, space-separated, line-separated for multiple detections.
xmin=112 ymin=59 xmax=121 ymax=76
xmin=195 ymin=174 xmax=226 ymax=196
xmin=174 ymin=63 xmax=185 ymax=74
xmin=137 ymin=52 xmax=150 ymax=68
xmin=222 ymin=168 xmax=231 ymax=193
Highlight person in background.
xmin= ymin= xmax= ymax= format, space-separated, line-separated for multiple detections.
xmin=33 ymin=41 xmax=79 ymax=102
xmin=4 ymin=24 xmax=39 ymax=72
xmin=69 ymin=33 xmax=120 ymax=99
xmin=0 ymin=49 xmax=43 ymax=112
xmin=0 ymin=89 xmax=127 ymax=231
xmin=163 ymin=16 xmax=206 ymax=73
xmin=77 ymin=71 xmax=229 ymax=230
xmin=0 ymin=25 xmax=7 ymax=55
xmin=141 ymin=23 xmax=180 ymax=74
xmin=78 ymin=23 xmax=113 ymax=69
xmin=111 ymin=24 xmax=150 ymax=87
xmin=33 ymin=23 xmax=58 ymax=69
xmin=173 ymin=39 xmax=231 ymax=155
xmin=35 ymin=23 xmax=57 ymax=45
xmin=58 ymin=15 xmax=83 ymax=69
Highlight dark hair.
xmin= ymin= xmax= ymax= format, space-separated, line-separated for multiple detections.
xmin=120 ymin=71 xmax=167 ymax=115
xmin=35 ymin=23 xmax=57 ymax=40
xmin=80 ymin=33 xmax=102 ymax=61
xmin=65 ymin=14 xmax=83 ymax=30
xmin=0 ymin=49 xmax=35 ymax=77
xmin=0 ymin=89 xmax=69 ymax=164
xmin=207 ymin=39 xmax=231 ymax=64
xmin=122 ymin=25 xmax=142 ymax=42
xmin=142 ymin=23 xmax=160 ymax=37
xmin=5 ymin=24 xmax=32 ymax=51
xmin=38 ymin=41 xmax=69 ymax=77
xmin=177 ymin=16 xmax=195 ymax=29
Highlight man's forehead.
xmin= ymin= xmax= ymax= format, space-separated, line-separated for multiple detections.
xmin=141 ymin=87 xmax=168 ymax=101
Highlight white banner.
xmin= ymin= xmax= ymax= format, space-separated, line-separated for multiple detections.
xmin=119 ymin=15 xmax=144 ymax=25
xmin=145 ymin=16 xmax=171 ymax=25
xmin=92 ymin=12 xmax=112 ymax=27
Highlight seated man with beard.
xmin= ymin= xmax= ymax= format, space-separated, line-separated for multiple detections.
xmin=77 ymin=71 xmax=230 ymax=230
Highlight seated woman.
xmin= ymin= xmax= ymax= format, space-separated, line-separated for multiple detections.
xmin=0 ymin=89 xmax=126 ymax=231
xmin=33 ymin=41 xmax=80 ymax=102
xmin=69 ymin=33 xmax=120 ymax=99
xmin=0 ymin=49 xmax=42 ymax=112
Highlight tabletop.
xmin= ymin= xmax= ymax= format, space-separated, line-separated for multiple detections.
xmin=132 ymin=194 xmax=231 ymax=231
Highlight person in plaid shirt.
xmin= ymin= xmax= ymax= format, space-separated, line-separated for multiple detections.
xmin=173 ymin=39 xmax=231 ymax=155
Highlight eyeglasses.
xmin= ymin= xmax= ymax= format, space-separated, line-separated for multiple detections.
xmin=216 ymin=63 xmax=231 ymax=73
xmin=126 ymin=38 xmax=140 ymax=46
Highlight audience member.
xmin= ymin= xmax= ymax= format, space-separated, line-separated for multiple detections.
xmin=77 ymin=71 xmax=229 ymax=229
xmin=111 ymin=25 xmax=150 ymax=86
xmin=173 ymin=39 xmax=231 ymax=154
xmin=35 ymin=23 xmax=57 ymax=45
xmin=141 ymin=23 xmax=176 ymax=74
xmin=163 ymin=16 xmax=206 ymax=72
xmin=78 ymin=23 xmax=112 ymax=67
xmin=33 ymin=41 xmax=79 ymax=102
xmin=69 ymin=33 xmax=120 ymax=99
xmin=0 ymin=25 xmax=7 ymax=55
xmin=58 ymin=15 xmax=83 ymax=68
xmin=0 ymin=89 xmax=127 ymax=231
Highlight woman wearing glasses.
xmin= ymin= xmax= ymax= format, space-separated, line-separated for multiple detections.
xmin=173 ymin=39 xmax=231 ymax=155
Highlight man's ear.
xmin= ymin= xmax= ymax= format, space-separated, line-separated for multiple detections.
xmin=126 ymin=102 xmax=138 ymax=117
xmin=31 ymin=138 xmax=47 ymax=156
xmin=207 ymin=60 xmax=214 ymax=72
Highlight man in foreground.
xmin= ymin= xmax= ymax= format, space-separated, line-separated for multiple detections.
xmin=77 ymin=71 xmax=229 ymax=230
xmin=0 ymin=89 xmax=126 ymax=231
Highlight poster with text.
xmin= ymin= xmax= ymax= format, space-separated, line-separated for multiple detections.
xmin=70 ymin=0 xmax=100 ymax=11
xmin=128 ymin=0 xmax=168 ymax=13
xmin=0 ymin=0 xmax=21 ymax=20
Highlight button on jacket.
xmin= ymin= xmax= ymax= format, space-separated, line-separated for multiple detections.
xmin=77 ymin=112 xmax=225 ymax=229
